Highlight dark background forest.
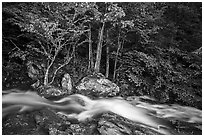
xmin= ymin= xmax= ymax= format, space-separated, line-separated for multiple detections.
xmin=2 ymin=2 xmax=202 ymax=109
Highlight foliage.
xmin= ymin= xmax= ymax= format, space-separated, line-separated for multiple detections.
xmin=2 ymin=2 xmax=202 ymax=109
xmin=116 ymin=45 xmax=201 ymax=109
xmin=163 ymin=2 xmax=202 ymax=51
xmin=119 ymin=2 xmax=166 ymax=44
xmin=3 ymin=2 xmax=96 ymax=86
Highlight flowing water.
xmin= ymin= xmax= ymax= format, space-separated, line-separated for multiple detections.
xmin=2 ymin=90 xmax=202 ymax=135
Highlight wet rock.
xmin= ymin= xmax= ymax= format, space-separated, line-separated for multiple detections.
xmin=98 ymin=119 xmax=132 ymax=135
xmin=48 ymin=124 xmax=72 ymax=135
xmin=70 ymin=124 xmax=85 ymax=135
xmin=2 ymin=109 xmax=70 ymax=135
xmin=2 ymin=114 xmax=36 ymax=135
xmin=76 ymin=73 xmax=119 ymax=97
xmin=39 ymin=86 xmax=68 ymax=99
xmin=97 ymin=113 xmax=164 ymax=135
xmin=68 ymin=122 xmax=98 ymax=135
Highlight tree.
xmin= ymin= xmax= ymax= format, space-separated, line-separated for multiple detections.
xmin=94 ymin=21 xmax=105 ymax=73
xmin=3 ymin=2 xmax=93 ymax=86
xmin=112 ymin=2 xmax=202 ymax=108
xmin=105 ymin=29 xmax=110 ymax=78
xmin=110 ymin=3 xmax=166 ymax=81
xmin=92 ymin=3 xmax=126 ymax=73
xmin=88 ymin=24 xmax=94 ymax=72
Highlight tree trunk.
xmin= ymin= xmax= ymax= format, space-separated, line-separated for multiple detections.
xmin=44 ymin=68 xmax=49 ymax=86
xmin=44 ymin=60 xmax=53 ymax=86
xmin=94 ymin=22 xmax=105 ymax=73
xmin=113 ymin=30 xmax=121 ymax=80
xmin=88 ymin=24 xmax=94 ymax=72
xmin=106 ymin=44 xmax=110 ymax=78
xmin=72 ymin=43 xmax=77 ymax=76
xmin=48 ymin=57 xmax=72 ymax=85
xmin=73 ymin=44 xmax=76 ymax=65
xmin=43 ymin=48 xmax=58 ymax=86
xmin=105 ymin=30 xmax=110 ymax=78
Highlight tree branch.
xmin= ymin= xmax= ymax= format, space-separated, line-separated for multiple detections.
xmin=10 ymin=40 xmax=20 ymax=50
xmin=76 ymin=39 xmax=89 ymax=48
xmin=48 ymin=57 xmax=72 ymax=85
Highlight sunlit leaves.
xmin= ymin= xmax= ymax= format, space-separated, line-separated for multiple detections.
xmin=104 ymin=3 xmax=125 ymax=22
xmin=121 ymin=20 xmax=134 ymax=28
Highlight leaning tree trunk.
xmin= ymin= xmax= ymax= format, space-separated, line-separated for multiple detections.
xmin=88 ymin=24 xmax=94 ymax=72
xmin=44 ymin=69 xmax=49 ymax=86
xmin=113 ymin=31 xmax=121 ymax=80
xmin=44 ymin=59 xmax=55 ymax=86
xmin=94 ymin=22 xmax=105 ymax=73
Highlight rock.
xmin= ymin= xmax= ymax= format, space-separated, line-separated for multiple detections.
xmin=40 ymin=86 xmax=68 ymax=99
xmin=76 ymin=73 xmax=120 ymax=97
xmin=2 ymin=114 xmax=37 ymax=135
xmin=2 ymin=109 xmax=71 ymax=135
xmin=61 ymin=73 xmax=72 ymax=93
xmin=26 ymin=61 xmax=42 ymax=80
xmin=31 ymin=79 xmax=40 ymax=88
xmin=98 ymin=119 xmax=132 ymax=135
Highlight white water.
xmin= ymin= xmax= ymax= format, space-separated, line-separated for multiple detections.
xmin=2 ymin=90 xmax=202 ymax=134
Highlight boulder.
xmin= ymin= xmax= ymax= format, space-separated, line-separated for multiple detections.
xmin=76 ymin=73 xmax=120 ymax=97
xmin=39 ymin=86 xmax=68 ymax=99
xmin=26 ymin=61 xmax=43 ymax=80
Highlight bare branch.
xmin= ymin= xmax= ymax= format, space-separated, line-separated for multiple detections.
xmin=72 ymin=7 xmax=77 ymax=21
xmin=73 ymin=16 xmax=87 ymax=24
xmin=48 ymin=57 xmax=72 ymax=85
xmin=10 ymin=40 xmax=20 ymax=50
xmin=76 ymin=39 xmax=89 ymax=48
xmin=61 ymin=36 xmax=74 ymax=48
xmin=37 ymin=40 xmax=52 ymax=59
xmin=48 ymin=45 xmax=75 ymax=85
